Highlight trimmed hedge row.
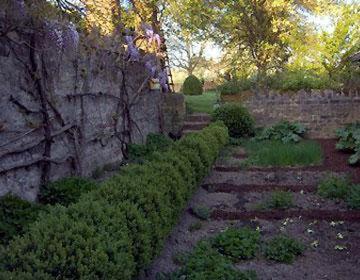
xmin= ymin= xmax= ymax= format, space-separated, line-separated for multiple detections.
xmin=0 ymin=122 xmax=229 ymax=279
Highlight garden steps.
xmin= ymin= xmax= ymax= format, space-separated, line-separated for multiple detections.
xmin=182 ymin=113 xmax=212 ymax=135
xmin=185 ymin=112 xmax=212 ymax=122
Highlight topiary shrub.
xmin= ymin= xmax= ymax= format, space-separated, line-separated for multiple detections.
xmin=38 ymin=177 xmax=98 ymax=206
xmin=212 ymin=227 xmax=260 ymax=261
xmin=1 ymin=122 xmax=229 ymax=279
xmin=0 ymin=194 xmax=43 ymax=245
xmin=1 ymin=201 xmax=135 ymax=279
xmin=264 ymin=235 xmax=305 ymax=264
xmin=317 ymin=175 xmax=350 ymax=200
xmin=213 ymin=104 xmax=255 ymax=138
xmin=182 ymin=75 xmax=203 ymax=96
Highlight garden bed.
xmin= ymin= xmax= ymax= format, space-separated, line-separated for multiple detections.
xmin=144 ymin=137 xmax=360 ymax=280
xmin=214 ymin=139 xmax=360 ymax=182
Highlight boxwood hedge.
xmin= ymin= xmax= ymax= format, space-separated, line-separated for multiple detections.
xmin=0 ymin=122 xmax=228 ymax=279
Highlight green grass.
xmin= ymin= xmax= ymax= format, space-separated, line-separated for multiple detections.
xmin=185 ymin=91 xmax=220 ymax=114
xmin=242 ymin=139 xmax=323 ymax=167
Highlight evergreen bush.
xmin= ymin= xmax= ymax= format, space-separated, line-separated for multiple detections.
xmin=182 ymin=75 xmax=203 ymax=96
xmin=0 ymin=122 xmax=229 ymax=279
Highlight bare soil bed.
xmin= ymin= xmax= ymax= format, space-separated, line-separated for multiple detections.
xmin=141 ymin=139 xmax=360 ymax=280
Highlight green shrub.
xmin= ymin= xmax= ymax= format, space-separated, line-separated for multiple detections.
xmin=1 ymin=122 xmax=229 ymax=279
xmin=270 ymin=69 xmax=331 ymax=92
xmin=166 ymin=241 xmax=257 ymax=280
xmin=128 ymin=133 xmax=173 ymax=160
xmin=336 ymin=122 xmax=360 ymax=165
xmin=0 ymin=195 xmax=43 ymax=245
xmin=1 ymin=201 xmax=135 ymax=279
xmin=317 ymin=175 xmax=350 ymax=200
xmin=258 ymin=121 xmax=306 ymax=143
xmin=212 ymin=227 xmax=260 ymax=261
xmin=38 ymin=177 xmax=97 ymax=206
xmin=264 ymin=191 xmax=293 ymax=209
xmin=213 ymin=104 xmax=255 ymax=138
xmin=264 ymin=235 xmax=305 ymax=264
xmin=218 ymin=78 xmax=253 ymax=95
xmin=182 ymin=75 xmax=203 ymax=96
xmin=346 ymin=185 xmax=360 ymax=209
xmin=192 ymin=205 xmax=211 ymax=220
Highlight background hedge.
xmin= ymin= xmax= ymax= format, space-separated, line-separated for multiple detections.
xmin=0 ymin=122 xmax=229 ymax=279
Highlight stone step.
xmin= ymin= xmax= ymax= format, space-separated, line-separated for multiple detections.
xmin=182 ymin=122 xmax=210 ymax=131
xmin=185 ymin=113 xmax=212 ymax=122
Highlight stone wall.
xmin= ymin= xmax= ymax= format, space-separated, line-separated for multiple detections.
xmin=0 ymin=33 xmax=184 ymax=201
xmin=242 ymin=90 xmax=360 ymax=138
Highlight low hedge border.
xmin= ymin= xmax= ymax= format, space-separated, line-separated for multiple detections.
xmin=0 ymin=122 xmax=229 ymax=279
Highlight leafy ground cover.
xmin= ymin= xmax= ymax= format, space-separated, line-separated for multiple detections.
xmin=241 ymin=139 xmax=323 ymax=167
xmin=185 ymin=91 xmax=219 ymax=114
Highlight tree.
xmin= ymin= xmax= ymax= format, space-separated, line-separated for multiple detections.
xmin=167 ymin=30 xmax=206 ymax=75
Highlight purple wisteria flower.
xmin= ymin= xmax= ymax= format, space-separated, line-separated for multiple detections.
xmin=63 ymin=22 xmax=80 ymax=51
xmin=125 ymin=35 xmax=140 ymax=61
xmin=142 ymin=24 xmax=162 ymax=49
xmin=44 ymin=21 xmax=64 ymax=53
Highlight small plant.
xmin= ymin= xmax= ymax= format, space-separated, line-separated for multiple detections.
xmin=188 ymin=221 xmax=202 ymax=232
xmin=0 ymin=194 xmax=43 ymax=245
xmin=264 ymin=235 xmax=305 ymax=263
xmin=167 ymin=241 xmax=257 ymax=280
xmin=191 ymin=205 xmax=211 ymax=220
xmin=336 ymin=122 xmax=360 ymax=165
xmin=182 ymin=75 xmax=203 ymax=96
xmin=317 ymin=175 xmax=350 ymax=200
xmin=212 ymin=227 xmax=261 ymax=261
xmin=347 ymin=184 xmax=360 ymax=209
xmin=213 ymin=104 xmax=255 ymax=138
xmin=258 ymin=121 xmax=306 ymax=143
xmin=265 ymin=191 xmax=293 ymax=209
xmin=38 ymin=177 xmax=98 ymax=206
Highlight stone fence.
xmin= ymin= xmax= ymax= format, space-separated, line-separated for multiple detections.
xmin=0 ymin=32 xmax=184 ymax=201
xmin=242 ymin=90 xmax=360 ymax=138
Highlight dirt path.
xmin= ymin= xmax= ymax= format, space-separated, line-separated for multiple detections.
xmin=142 ymin=139 xmax=360 ymax=280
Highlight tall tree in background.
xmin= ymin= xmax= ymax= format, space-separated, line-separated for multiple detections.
xmin=167 ymin=30 xmax=206 ymax=75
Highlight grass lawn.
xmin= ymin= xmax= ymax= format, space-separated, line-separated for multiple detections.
xmin=241 ymin=139 xmax=323 ymax=167
xmin=185 ymin=91 xmax=220 ymax=114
